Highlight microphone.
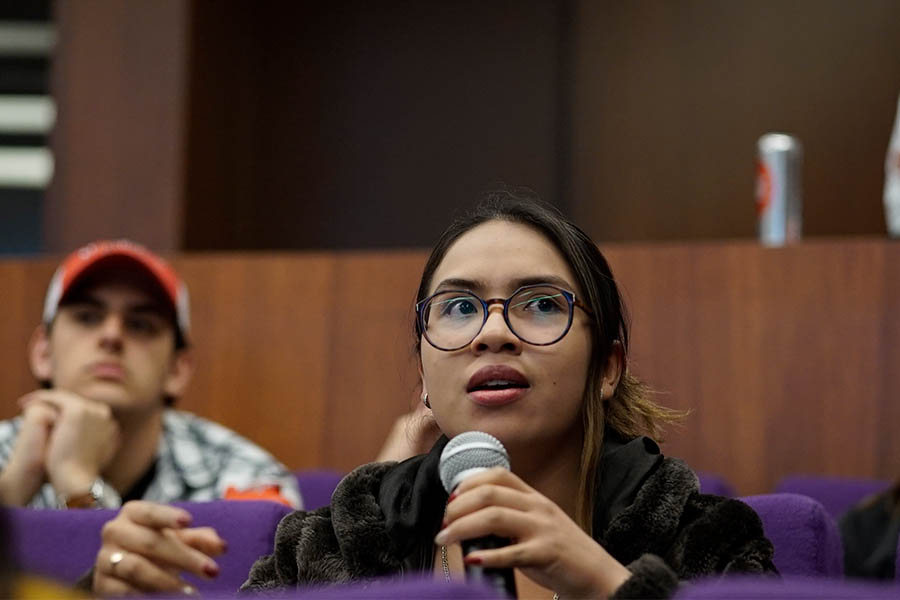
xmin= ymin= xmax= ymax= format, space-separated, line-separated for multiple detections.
xmin=439 ymin=431 xmax=518 ymax=598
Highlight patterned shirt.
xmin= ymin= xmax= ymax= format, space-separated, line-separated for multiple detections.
xmin=0 ymin=410 xmax=302 ymax=509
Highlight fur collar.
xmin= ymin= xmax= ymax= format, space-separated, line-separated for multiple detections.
xmin=242 ymin=435 xmax=773 ymax=595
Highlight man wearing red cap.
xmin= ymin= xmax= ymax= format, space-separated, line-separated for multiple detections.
xmin=0 ymin=240 xmax=301 ymax=510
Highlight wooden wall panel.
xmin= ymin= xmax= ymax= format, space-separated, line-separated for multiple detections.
xmin=605 ymin=240 xmax=900 ymax=494
xmin=571 ymin=0 xmax=900 ymax=241
xmin=322 ymin=253 xmax=426 ymax=471
xmin=174 ymin=255 xmax=337 ymax=470
xmin=183 ymin=0 xmax=565 ymax=251
xmin=46 ymin=0 xmax=189 ymax=252
xmin=0 ymin=259 xmax=56 ymax=402
xmin=2 ymin=242 xmax=900 ymax=495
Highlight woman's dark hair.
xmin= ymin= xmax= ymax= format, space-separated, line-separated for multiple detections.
xmin=414 ymin=186 xmax=683 ymax=532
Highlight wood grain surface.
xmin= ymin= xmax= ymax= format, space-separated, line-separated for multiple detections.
xmin=2 ymin=241 xmax=898 ymax=494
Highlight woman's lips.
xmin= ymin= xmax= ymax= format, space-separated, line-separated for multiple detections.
xmin=467 ymin=364 xmax=530 ymax=407
xmin=469 ymin=387 xmax=529 ymax=406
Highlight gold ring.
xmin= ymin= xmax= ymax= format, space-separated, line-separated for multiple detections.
xmin=109 ymin=551 xmax=125 ymax=570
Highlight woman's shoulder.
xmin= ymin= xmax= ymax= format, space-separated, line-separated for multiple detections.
xmin=650 ymin=457 xmax=768 ymax=542
xmin=605 ymin=455 xmax=771 ymax=568
xmin=243 ymin=461 xmax=405 ymax=590
xmin=290 ymin=460 xmax=400 ymax=539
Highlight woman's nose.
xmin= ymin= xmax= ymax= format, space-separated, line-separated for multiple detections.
xmin=470 ymin=306 xmax=522 ymax=354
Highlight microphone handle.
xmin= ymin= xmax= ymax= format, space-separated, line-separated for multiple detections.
xmin=461 ymin=535 xmax=518 ymax=599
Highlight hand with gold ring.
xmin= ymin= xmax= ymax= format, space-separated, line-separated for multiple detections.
xmin=93 ymin=501 xmax=227 ymax=596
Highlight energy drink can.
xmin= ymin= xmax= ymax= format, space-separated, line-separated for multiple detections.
xmin=756 ymin=133 xmax=803 ymax=246
xmin=884 ymin=93 xmax=900 ymax=237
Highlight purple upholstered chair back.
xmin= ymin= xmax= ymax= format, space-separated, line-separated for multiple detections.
xmin=696 ymin=472 xmax=736 ymax=497
xmin=4 ymin=500 xmax=291 ymax=593
xmin=774 ymin=475 xmax=891 ymax=519
xmin=740 ymin=493 xmax=843 ymax=577
xmin=268 ymin=575 xmax=502 ymax=599
xmin=674 ymin=575 xmax=899 ymax=599
xmin=295 ymin=469 xmax=344 ymax=511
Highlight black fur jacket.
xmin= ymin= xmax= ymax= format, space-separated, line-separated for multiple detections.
xmin=241 ymin=434 xmax=777 ymax=598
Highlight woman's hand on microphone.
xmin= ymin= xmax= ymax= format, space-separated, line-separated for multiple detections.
xmin=435 ymin=468 xmax=632 ymax=600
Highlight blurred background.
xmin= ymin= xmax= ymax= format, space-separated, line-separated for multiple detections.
xmin=2 ymin=0 xmax=900 ymax=494
xmin=2 ymin=0 xmax=900 ymax=255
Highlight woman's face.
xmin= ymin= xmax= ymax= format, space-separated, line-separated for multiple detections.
xmin=420 ymin=220 xmax=593 ymax=452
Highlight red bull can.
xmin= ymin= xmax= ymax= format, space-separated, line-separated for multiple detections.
xmin=756 ymin=133 xmax=803 ymax=246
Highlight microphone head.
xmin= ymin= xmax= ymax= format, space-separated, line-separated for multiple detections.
xmin=439 ymin=431 xmax=510 ymax=493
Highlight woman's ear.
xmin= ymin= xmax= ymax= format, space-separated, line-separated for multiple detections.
xmin=417 ymin=359 xmax=428 ymax=399
xmin=419 ymin=366 xmax=428 ymax=398
xmin=28 ymin=325 xmax=53 ymax=382
xmin=163 ymin=348 xmax=194 ymax=398
xmin=603 ymin=341 xmax=624 ymax=396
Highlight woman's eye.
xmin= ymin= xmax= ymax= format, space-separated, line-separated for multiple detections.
xmin=440 ymin=297 xmax=479 ymax=318
xmin=522 ymin=294 xmax=564 ymax=314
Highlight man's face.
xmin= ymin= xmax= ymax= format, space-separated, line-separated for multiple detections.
xmin=36 ymin=279 xmax=182 ymax=415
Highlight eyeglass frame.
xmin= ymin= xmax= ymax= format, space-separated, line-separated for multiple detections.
xmin=415 ymin=283 xmax=594 ymax=351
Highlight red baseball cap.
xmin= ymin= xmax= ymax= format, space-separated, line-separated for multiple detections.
xmin=42 ymin=240 xmax=190 ymax=345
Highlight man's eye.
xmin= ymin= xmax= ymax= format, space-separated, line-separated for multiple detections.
xmin=125 ymin=315 xmax=163 ymax=335
xmin=72 ymin=308 xmax=104 ymax=325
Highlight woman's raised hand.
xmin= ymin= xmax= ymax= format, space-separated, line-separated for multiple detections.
xmin=92 ymin=501 xmax=226 ymax=596
xmin=435 ymin=468 xmax=632 ymax=600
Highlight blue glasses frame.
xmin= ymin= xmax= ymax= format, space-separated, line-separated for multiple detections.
xmin=416 ymin=283 xmax=593 ymax=351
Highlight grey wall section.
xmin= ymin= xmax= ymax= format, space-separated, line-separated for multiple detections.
xmin=183 ymin=0 xmax=567 ymax=250
xmin=0 ymin=190 xmax=42 ymax=255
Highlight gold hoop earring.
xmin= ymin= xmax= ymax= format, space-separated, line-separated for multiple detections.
xmin=423 ymin=392 xmax=431 ymax=409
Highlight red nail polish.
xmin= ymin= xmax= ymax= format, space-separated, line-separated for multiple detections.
xmin=463 ymin=555 xmax=482 ymax=566
xmin=447 ymin=492 xmax=457 ymax=504
xmin=203 ymin=563 xmax=220 ymax=578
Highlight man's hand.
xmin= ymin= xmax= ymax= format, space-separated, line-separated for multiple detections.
xmin=20 ymin=389 xmax=121 ymax=497
xmin=0 ymin=393 xmax=58 ymax=506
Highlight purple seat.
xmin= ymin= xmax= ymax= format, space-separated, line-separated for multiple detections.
xmin=740 ymin=493 xmax=843 ymax=577
xmin=774 ymin=475 xmax=891 ymax=519
xmin=674 ymin=575 xmax=899 ymax=599
xmin=696 ymin=472 xmax=736 ymax=497
xmin=262 ymin=575 xmax=502 ymax=599
xmin=3 ymin=500 xmax=291 ymax=593
xmin=295 ymin=469 xmax=344 ymax=511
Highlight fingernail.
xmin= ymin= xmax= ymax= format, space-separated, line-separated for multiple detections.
xmin=440 ymin=519 xmax=447 ymax=530
xmin=182 ymin=585 xmax=197 ymax=596
xmin=203 ymin=562 xmax=220 ymax=578
xmin=220 ymin=538 xmax=229 ymax=552
xmin=176 ymin=513 xmax=192 ymax=527
xmin=464 ymin=555 xmax=482 ymax=566
xmin=434 ymin=530 xmax=449 ymax=546
xmin=447 ymin=492 xmax=457 ymax=504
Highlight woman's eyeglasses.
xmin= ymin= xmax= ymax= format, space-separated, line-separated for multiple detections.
xmin=416 ymin=284 xmax=592 ymax=351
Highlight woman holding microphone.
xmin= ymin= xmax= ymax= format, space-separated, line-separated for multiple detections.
xmin=94 ymin=189 xmax=776 ymax=598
